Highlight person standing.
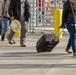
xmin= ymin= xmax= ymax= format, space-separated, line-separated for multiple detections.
xmin=60 ymin=0 xmax=76 ymax=56
xmin=1 ymin=0 xmax=11 ymax=41
xmin=7 ymin=0 xmax=30 ymax=47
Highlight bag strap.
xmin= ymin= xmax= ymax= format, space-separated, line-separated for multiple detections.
xmin=70 ymin=4 xmax=75 ymax=17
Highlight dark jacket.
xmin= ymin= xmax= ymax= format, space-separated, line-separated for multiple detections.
xmin=9 ymin=0 xmax=30 ymax=21
xmin=62 ymin=0 xmax=76 ymax=27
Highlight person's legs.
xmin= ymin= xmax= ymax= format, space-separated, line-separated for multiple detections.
xmin=66 ymin=22 xmax=76 ymax=55
xmin=20 ymin=21 xmax=27 ymax=47
xmin=66 ymin=24 xmax=72 ymax=54
xmin=66 ymin=35 xmax=71 ymax=50
xmin=7 ymin=29 xmax=15 ymax=44
xmin=65 ymin=36 xmax=72 ymax=54
xmin=1 ymin=17 xmax=10 ymax=41
xmin=1 ymin=17 xmax=16 ymax=43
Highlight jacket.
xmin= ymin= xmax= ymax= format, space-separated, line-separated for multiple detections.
xmin=0 ymin=0 xmax=4 ymax=16
xmin=62 ymin=1 xmax=76 ymax=27
xmin=9 ymin=0 xmax=30 ymax=21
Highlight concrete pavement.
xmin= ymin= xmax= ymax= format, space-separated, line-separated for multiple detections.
xmin=0 ymin=33 xmax=76 ymax=75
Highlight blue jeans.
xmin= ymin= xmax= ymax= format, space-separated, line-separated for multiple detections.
xmin=66 ymin=35 xmax=71 ymax=50
xmin=0 ymin=21 xmax=2 ymax=35
xmin=1 ymin=17 xmax=10 ymax=35
xmin=1 ymin=17 xmax=15 ymax=41
xmin=66 ymin=22 xmax=76 ymax=53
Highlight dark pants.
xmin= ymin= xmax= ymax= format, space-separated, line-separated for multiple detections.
xmin=66 ymin=35 xmax=71 ymax=50
xmin=7 ymin=21 xmax=27 ymax=45
xmin=0 ymin=21 xmax=2 ymax=35
xmin=66 ymin=22 xmax=76 ymax=53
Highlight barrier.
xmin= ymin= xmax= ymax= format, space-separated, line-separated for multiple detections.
xmin=54 ymin=9 xmax=62 ymax=38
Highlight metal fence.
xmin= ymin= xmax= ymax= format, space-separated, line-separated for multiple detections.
xmin=28 ymin=0 xmax=64 ymax=33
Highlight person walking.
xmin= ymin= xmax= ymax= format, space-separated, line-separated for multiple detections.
xmin=0 ymin=0 xmax=15 ymax=44
xmin=0 ymin=0 xmax=3 ymax=35
xmin=1 ymin=0 xmax=11 ymax=41
xmin=7 ymin=0 xmax=30 ymax=47
xmin=60 ymin=0 xmax=76 ymax=56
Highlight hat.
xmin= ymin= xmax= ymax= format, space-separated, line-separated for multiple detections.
xmin=10 ymin=19 xmax=21 ymax=32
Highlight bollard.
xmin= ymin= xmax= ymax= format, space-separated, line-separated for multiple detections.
xmin=54 ymin=9 xmax=62 ymax=38
xmin=14 ymin=31 xmax=21 ymax=37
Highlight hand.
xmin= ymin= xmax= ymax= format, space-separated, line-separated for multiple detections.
xmin=0 ymin=16 xmax=2 ymax=21
xmin=59 ymin=25 xmax=65 ymax=29
xmin=28 ymin=18 xmax=30 ymax=22
xmin=10 ymin=16 xmax=14 ymax=21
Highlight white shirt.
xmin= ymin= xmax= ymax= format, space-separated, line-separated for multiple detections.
xmin=0 ymin=0 xmax=4 ymax=16
xmin=20 ymin=0 xmax=25 ymax=21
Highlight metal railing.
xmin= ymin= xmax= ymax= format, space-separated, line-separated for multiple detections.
xmin=28 ymin=0 xmax=64 ymax=33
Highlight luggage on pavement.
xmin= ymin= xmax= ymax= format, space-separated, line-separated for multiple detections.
xmin=36 ymin=33 xmax=59 ymax=53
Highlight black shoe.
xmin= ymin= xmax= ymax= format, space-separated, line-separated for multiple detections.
xmin=8 ymin=39 xmax=13 ymax=45
xmin=1 ymin=34 xmax=5 ymax=41
xmin=20 ymin=44 xmax=26 ymax=47
xmin=66 ymin=49 xmax=72 ymax=54
xmin=12 ymin=40 xmax=16 ymax=44
xmin=73 ymin=53 xmax=76 ymax=56
xmin=13 ymin=41 xmax=16 ymax=44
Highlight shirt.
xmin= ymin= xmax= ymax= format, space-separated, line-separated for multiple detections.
xmin=20 ymin=0 xmax=25 ymax=21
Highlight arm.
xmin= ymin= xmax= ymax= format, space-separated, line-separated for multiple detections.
xmin=62 ymin=1 xmax=69 ymax=27
xmin=60 ymin=1 xmax=69 ymax=28
xmin=8 ymin=0 xmax=14 ymax=20
xmin=25 ymin=0 xmax=31 ymax=21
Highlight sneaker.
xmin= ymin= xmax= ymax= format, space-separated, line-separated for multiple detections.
xmin=13 ymin=40 xmax=16 ymax=44
xmin=20 ymin=44 xmax=26 ymax=47
xmin=66 ymin=49 xmax=72 ymax=54
xmin=1 ymin=34 xmax=5 ymax=41
xmin=8 ymin=39 xmax=13 ymax=44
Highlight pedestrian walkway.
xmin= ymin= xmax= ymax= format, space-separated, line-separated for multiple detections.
xmin=0 ymin=33 xmax=76 ymax=75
